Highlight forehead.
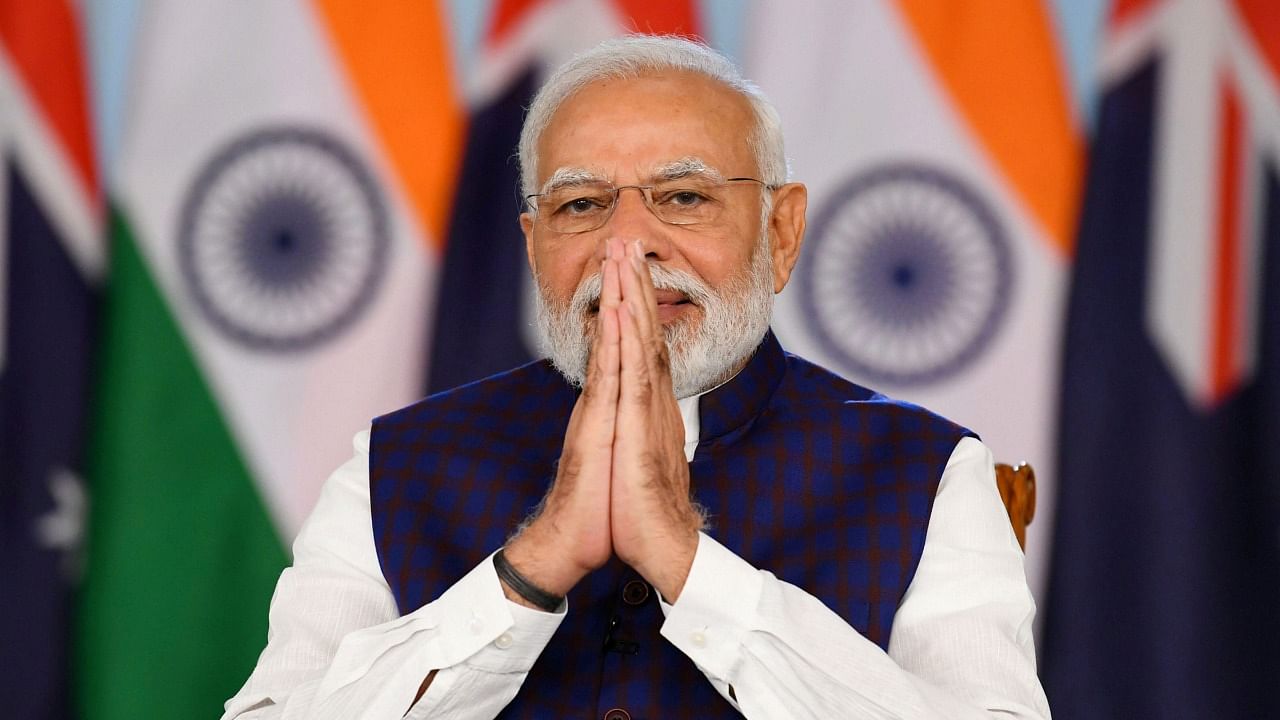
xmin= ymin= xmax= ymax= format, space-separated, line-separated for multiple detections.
xmin=536 ymin=71 xmax=758 ymax=184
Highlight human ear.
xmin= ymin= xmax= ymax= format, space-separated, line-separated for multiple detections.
xmin=766 ymin=183 xmax=807 ymax=293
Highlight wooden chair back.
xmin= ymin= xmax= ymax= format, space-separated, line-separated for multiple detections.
xmin=994 ymin=462 xmax=1036 ymax=549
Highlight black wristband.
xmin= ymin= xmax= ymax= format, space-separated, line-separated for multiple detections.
xmin=493 ymin=548 xmax=565 ymax=612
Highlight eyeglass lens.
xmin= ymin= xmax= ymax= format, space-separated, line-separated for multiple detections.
xmin=534 ymin=178 xmax=762 ymax=233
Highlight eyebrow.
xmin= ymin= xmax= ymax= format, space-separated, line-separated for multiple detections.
xmin=537 ymin=158 xmax=728 ymax=195
xmin=539 ymin=168 xmax=607 ymax=195
xmin=652 ymin=158 xmax=725 ymax=183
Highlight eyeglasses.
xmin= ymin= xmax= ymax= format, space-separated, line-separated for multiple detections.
xmin=523 ymin=177 xmax=772 ymax=234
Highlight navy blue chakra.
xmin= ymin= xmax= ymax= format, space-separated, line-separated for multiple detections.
xmin=178 ymin=126 xmax=389 ymax=352
xmin=800 ymin=163 xmax=1013 ymax=385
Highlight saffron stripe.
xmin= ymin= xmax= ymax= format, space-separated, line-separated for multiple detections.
xmin=312 ymin=0 xmax=465 ymax=246
xmin=891 ymin=0 xmax=1083 ymax=254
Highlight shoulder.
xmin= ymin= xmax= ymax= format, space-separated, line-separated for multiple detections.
xmin=371 ymin=360 xmax=575 ymax=446
xmin=777 ymin=351 xmax=974 ymax=440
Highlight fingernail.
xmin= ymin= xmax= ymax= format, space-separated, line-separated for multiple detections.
xmin=605 ymin=242 xmax=613 ymax=260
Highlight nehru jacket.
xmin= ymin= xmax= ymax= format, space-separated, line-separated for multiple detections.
xmin=368 ymin=330 xmax=970 ymax=718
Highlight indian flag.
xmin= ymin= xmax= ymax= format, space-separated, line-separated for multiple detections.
xmin=77 ymin=2 xmax=463 ymax=717
xmin=745 ymin=0 xmax=1082 ymax=599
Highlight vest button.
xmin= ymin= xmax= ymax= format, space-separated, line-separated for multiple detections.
xmin=621 ymin=580 xmax=650 ymax=606
xmin=603 ymin=709 xmax=631 ymax=720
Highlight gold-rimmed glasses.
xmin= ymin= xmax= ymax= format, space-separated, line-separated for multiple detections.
xmin=524 ymin=177 xmax=771 ymax=234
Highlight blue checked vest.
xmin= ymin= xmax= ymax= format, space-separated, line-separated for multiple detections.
xmin=370 ymin=331 xmax=971 ymax=718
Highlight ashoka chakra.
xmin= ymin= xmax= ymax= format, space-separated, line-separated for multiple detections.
xmin=178 ymin=126 xmax=389 ymax=352
xmin=800 ymin=163 xmax=1013 ymax=385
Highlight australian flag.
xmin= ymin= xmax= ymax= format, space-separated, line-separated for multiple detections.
xmin=0 ymin=2 xmax=101 ymax=718
xmin=1043 ymin=1 xmax=1280 ymax=718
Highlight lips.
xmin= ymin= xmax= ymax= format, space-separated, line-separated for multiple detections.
xmin=654 ymin=289 xmax=692 ymax=307
xmin=587 ymin=289 xmax=693 ymax=314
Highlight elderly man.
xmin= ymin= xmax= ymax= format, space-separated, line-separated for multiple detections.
xmin=224 ymin=36 xmax=1050 ymax=719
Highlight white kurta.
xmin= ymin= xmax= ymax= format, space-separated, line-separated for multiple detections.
xmin=223 ymin=395 xmax=1050 ymax=719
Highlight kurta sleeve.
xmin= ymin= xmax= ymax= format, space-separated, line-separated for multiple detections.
xmin=659 ymin=436 xmax=1051 ymax=719
xmin=221 ymin=430 xmax=564 ymax=720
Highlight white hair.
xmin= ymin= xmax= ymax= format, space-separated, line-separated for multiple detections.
xmin=518 ymin=35 xmax=789 ymax=198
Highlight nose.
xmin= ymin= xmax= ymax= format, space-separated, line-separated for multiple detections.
xmin=606 ymin=186 xmax=654 ymax=230
xmin=602 ymin=187 xmax=671 ymax=262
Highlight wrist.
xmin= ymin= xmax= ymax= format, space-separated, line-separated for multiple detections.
xmin=494 ymin=548 xmax=564 ymax=612
xmin=634 ymin=527 xmax=700 ymax=603
xmin=503 ymin=524 xmax=591 ymax=597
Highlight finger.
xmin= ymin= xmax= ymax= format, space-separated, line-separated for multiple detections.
xmin=582 ymin=258 xmax=621 ymax=409
xmin=629 ymin=239 xmax=662 ymax=339
xmin=600 ymin=240 xmax=622 ymax=311
xmin=620 ymin=241 xmax=657 ymax=345
xmin=595 ymin=302 xmax=621 ymax=398
xmin=617 ymin=301 xmax=652 ymax=409
xmin=600 ymin=303 xmax=621 ymax=379
xmin=622 ymin=241 xmax=668 ymax=386
xmin=571 ymin=304 xmax=619 ymax=463
xmin=615 ymin=240 xmax=656 ymax=391
xmin=595 ymin=246 xmax=623 ymax=383
xmin=596 ymin=305 xmax=621 ymax=402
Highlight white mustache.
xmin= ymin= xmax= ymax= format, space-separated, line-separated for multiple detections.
xmin=570 ymin=263 xmax=715 ymax=316
xmin=534 ymin=236 xmax=775 ymax=399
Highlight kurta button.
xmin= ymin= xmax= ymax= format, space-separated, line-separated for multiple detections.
xmin=621 ymin=580 xmax=650 ymax=606
xmin=494 ymin=632 xmax=513 ymax=649
xmin=690 ymin=630 xmax=707 ymax=648
xmin=603 ymin=709 xmax=631 ymax=720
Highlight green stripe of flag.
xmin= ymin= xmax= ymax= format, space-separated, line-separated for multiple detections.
xmin=78 ymin=209 xmax=288 ymax=719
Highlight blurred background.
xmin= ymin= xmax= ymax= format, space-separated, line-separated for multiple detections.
xmin=1 ymin=0 xmax=1277 ymax=718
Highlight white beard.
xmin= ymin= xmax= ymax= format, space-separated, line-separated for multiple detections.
xmin=534 ymin=239 xmax=775 ymax=399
